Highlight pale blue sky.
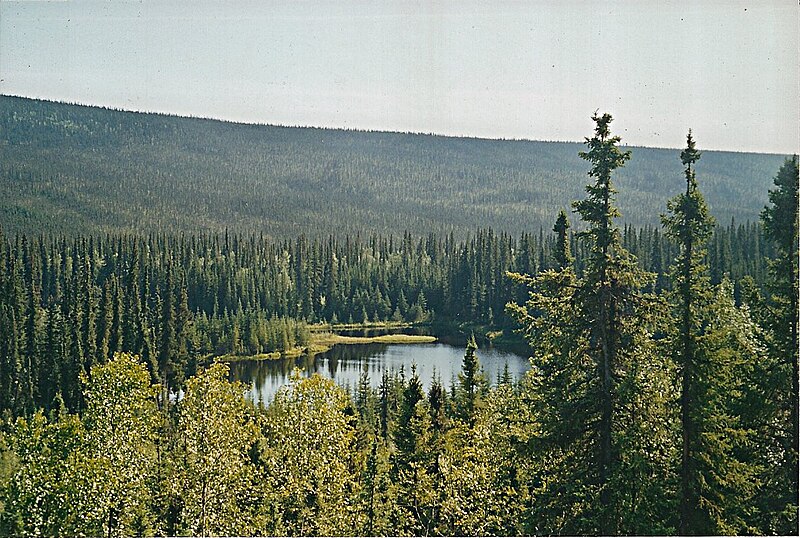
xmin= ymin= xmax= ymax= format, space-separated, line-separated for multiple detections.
xmin=1 ymin=0 xmax=797 ymax=154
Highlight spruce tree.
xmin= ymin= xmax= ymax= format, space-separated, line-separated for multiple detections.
xmin=509 ymin=113 xmax=673 ymax=535
xmin=158 ymin=267 xmax=178 ymax=391
xmin=394 ymin=366 xmax=426 ymax=461
xmin=572 ymin=112 xmax=630 ymax=534
xmin=552 ymin=209 xmax=573 ymax=270
xmin=392 ymin=366 xmax=438 ymax=535
xmin=97 ymin=280 xmax=113 ymax=363
xmin=455 ymin=335 xmax=487 ymax=427
xmin=174 ymin=277 xmax=192 ymax=387
xmin=661 ymin=130 xmax=715 ymax=534
xmin=760 ymin=155 xmax=799 ymax=532
xmin=762 ymin=155 xmax=799 ymax=441
xmin=662 ymin=132 xmax=766 ymax=534
xmin=427 ymin=371 xmax=447 ymax=433
xmin=78 ymin=253 xmax=97 ymax=373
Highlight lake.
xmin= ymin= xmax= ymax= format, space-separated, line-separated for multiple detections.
xmin=229 ymin=339 xmax=531 ymax=403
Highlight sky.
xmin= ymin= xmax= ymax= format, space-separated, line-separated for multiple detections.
xmin=1 ymin=0 xmax=797 ymax=154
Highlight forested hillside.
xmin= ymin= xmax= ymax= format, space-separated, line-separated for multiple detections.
xmin=0 ymin=95 xmax=787 ymax=237
xmin=0 ymin=113 xmax=796 ymax=536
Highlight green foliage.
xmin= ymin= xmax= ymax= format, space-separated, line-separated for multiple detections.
xmin=0 ymin=99 xmax=794 ymax=536
xmin=758 ymin=155 xmax=799 ymax=534
xmin=393 ymin=391 xmax=439 ymax=536
xmin=574 ymin=112 xmax=631 ymax=257
xmin=358 ymin=433 xmax=398 ymax=536
xmin=171 ymin=362 xmax=259 ymax=536
xmin=0 ymin=412 xmax=94 ymax=536
xmin=438 ymin=386 xmax=526 ymax=536
xmin=661 ymin=134 xmax=787 ymax=535
xmin=663 ymin=130 xmax=716 ymax=256
xmin=552 ymin=208 xmax=573 ymax=269
xmin=454 ymin=335 xmax=488 ymax=426
xmin=82 ymin=353 xmax=160 ymax=536
xmin=662 ymin=130 xmax=717 ymax=535
xmin=0 ymin=354 xmax=160 ymax=537
xmin=689 ymin=281 xmax=762 ymax=534
xmin=762 ymin=156 xmax=800 ymax=256
xmin=260 ymin=372 xmax=359 ymax=536
xmin=0 ymin=96 xmax=785 ymax=238
xmin=0 ymin=219 xmax=774 ymax=419
xmin=508 ymin=113 xmax=676 ymax=535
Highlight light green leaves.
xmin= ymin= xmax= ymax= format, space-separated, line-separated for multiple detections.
xmin=261 ymin=371 xmax=359 ymax=536
xmin=173 ymin=362 xmax=259 ymax=537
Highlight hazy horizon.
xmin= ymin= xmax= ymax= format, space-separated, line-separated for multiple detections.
xmin=1 ymin=0 xmax=797 ymax=155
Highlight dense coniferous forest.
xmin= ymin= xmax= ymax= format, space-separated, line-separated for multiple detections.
xmin=0 ymin=107 xmax=797 ymax=536
xmin=0 ymin=221 xmax=774 ymax=415
xmin=0 ymin=95 xmax=787 ymax=237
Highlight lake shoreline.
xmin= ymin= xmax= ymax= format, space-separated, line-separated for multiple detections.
xmin=215 ymin=320 xmax=530 ymax=364
xmin=231 ymin=335 xmax=531 ymax=404
xmin=216 ymin=331 xmax=436 ymax=363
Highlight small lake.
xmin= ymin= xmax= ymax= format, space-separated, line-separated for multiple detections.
xmin=229 ymin=339 xmax=531 ymax=404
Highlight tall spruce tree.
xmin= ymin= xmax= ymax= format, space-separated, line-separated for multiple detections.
xmin=663 ymin=132 xmax=763 ymax=535
xmin=661 ymin=130 xmax=715 ymax=534
xmin=760 ymin=155 xmax=799 ymax=532
xmin=572 ymin=112 xmax=630 ymax=534
xmin=508 ymin=113 xmax=674 ymax=535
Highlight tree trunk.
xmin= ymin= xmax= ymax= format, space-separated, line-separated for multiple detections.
xmin=679 ymin=173 xmax=696 ymax=536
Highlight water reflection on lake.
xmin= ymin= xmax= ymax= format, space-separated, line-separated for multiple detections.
xmin=229 ymin=341 xmax=530 ymax=404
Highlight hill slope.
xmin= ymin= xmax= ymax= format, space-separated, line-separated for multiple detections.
xmin=0 ymin=95 xmax=788 ymax=237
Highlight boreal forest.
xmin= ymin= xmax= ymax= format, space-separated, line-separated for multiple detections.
xmin=0 ymin=98 xmax=797 ymax=536
xmin=0 ymin=96 xmax=786 ymax=237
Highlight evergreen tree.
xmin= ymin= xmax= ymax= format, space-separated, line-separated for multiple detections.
xmin=552 ymin=209 xmax=573 ymax=270
xmin=438 ymin=383 xmax=525 ymax=536
xmin=78 ymin=254 xmax=97 ymax=373
xmin=174 ymin=278 xmax=192 ymax=386
xmin=691 ymin=280 xmax=762 ymax=534
xmin=96 ymin=281 xmax=113 ymax=362
xmin=509 ymin=113 xmax=674 ymax=534
xmin=158 ymin=268 xmax=178 ymax=391
xmin=760 ymin=155 xmax=799 ymax=533
xmin=392 ymin=366 xmax=439 ymax=535
xmin=573 ymin=112 xmax=632 ymax=534
xmin=393 ymin=366 xmax=426 ymax=462
xmin=455 ymin=335 xmax=487 ymax=427
xmin=661 ymin=130 xmax=716 ymax=534
xmin=427 ymin=371 xmax=447 ymax=433
xmin=40 ymin=303 xmax=64 ymax=411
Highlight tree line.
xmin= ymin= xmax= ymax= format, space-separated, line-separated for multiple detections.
xmin=0 ymin=217 xmax=774 ymax=417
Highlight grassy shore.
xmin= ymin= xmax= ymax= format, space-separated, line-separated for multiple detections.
xmin=307 ymin=321 xmax=420 ymax=332
xmin=217 ymin=331 xmax=436 ymax=362
xmin=311 ymin=332 xmax=436 ymax=346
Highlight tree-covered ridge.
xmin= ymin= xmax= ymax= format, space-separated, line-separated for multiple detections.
xmin=0 ymin=95 xmax=787 ymax=237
